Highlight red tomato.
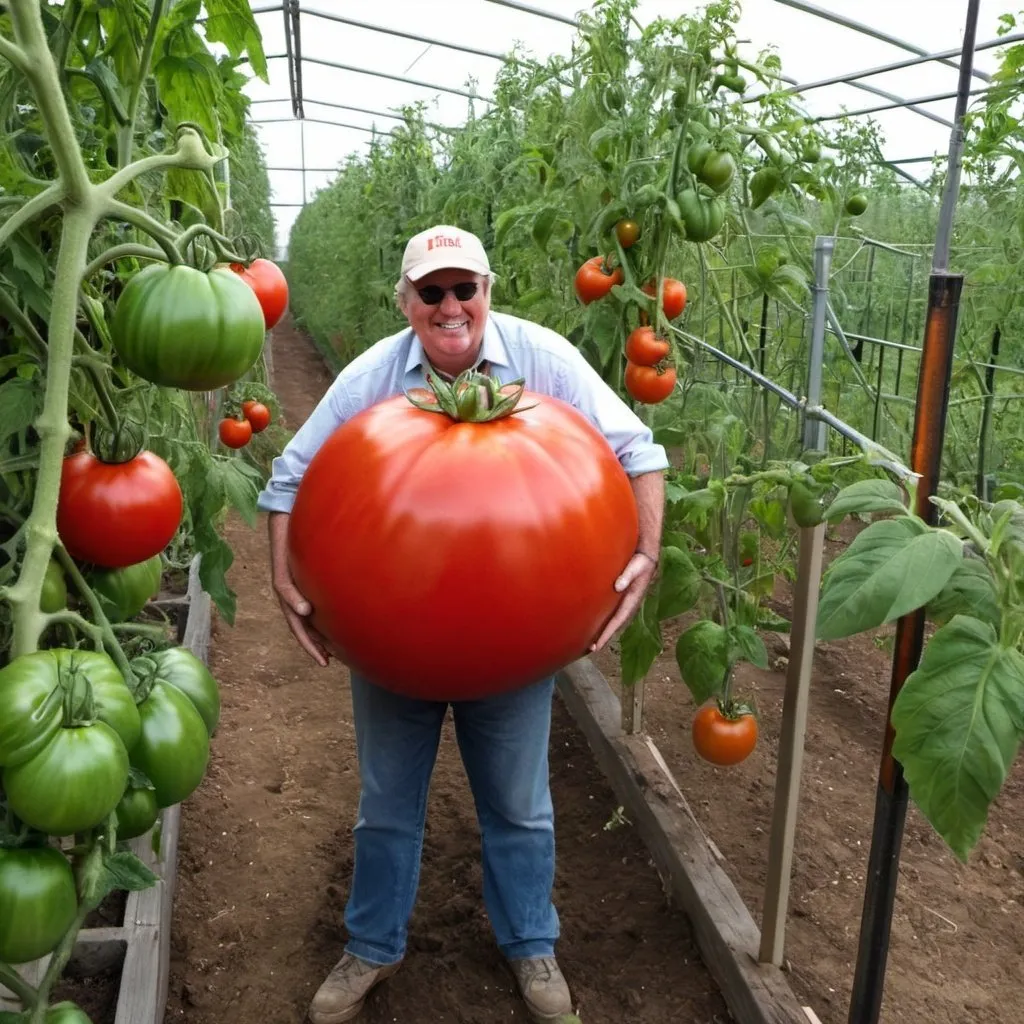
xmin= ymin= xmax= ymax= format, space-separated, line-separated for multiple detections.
xmin=287 ymin=393 xmax=639 ymax=700
xmin=574 ymin=256 xmax=624 ymax=304
xmin=624 ymin=361 xmax=676 ymax=403
xmin=615 ymin=219 xmax=640 ymax=249
xmin=229 ymin=258 xmax=289 ymax=329
xmin=241 ymin=400 xmax=271 ymax=433
xmin=57 ymin=452 xmax=183 ymax=569
xmin=692 ymin=704 xmax=758 ymax=766
xmin=219 ymin=417 xmax=252 ymax=449
xmin=624 ymin=326 xmax=670 ymax=366
xmin=642 ymin=278 xmax=687 ymax=320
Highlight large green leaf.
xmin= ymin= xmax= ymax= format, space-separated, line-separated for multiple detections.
xmin=675 ymin=620 xmax=729 ymax=705
xmin=816 ymin=518 xmax=963 ymax=641
xmin=892 ymin=615 xmax=1024 ymax=861
xmin=927 ymin=556 xmax=1001 ymax=631
xmin=656 ymin=546 xmax=701 ymax=619
xmin=825 ymin=478 xmax=908 ymax=520
xmin=203 ymin=0 xmax=269 ymax=81
xmin=619 ymin=601 xmax=662 ymax=687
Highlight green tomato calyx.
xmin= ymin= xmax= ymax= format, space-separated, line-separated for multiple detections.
xmin=407 ymin=369 xmax=535 ymax=423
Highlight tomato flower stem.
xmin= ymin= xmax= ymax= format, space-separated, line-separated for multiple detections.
xmin=81 ymin=242 xmax=168 ymax=280
xmin=103 ymin=199 xmax=184 ymax=265
xmin=0 ymin=962 xmax=37 ymax=1010
xmin=175 ymin=222 xmax=249 ymax=265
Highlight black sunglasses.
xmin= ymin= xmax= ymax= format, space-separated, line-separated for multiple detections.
xmin=416 ymin=281 xmax=479 ymax=305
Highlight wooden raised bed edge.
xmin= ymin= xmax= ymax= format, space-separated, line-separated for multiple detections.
xmin=1 ymin=556 xmax=211 ymax=1024
xmin=556 ymin=658 xmax=812 ymax=1024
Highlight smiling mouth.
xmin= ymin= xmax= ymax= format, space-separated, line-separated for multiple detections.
xmin=435 ymin=321 xmax=468 ymax=331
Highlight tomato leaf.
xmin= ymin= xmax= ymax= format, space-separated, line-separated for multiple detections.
xmin=656 ymin=546 xmax=701 ymax=619
xmin=825 ymin=478 xmax=908 ymax=520
xmin=197 ymin=536 xmax=236 ymax=624
xmin=202 ymin=0 xmax=269 ymax=81
xmin=749 ymin=496 xmax=787 ymax=538
xmin=98 ymin=851 xmax=159 ymax=901
xmin=0 ymin=378 xmax=39 ymax=443
xmin=215 ymin=457 xmax=261 ymax=528
xmin=816 ymin=518 xmax=963 ymax=641
xmin=675 ymin=620 xmax=729 ymax=705
xmin=0 ymin=1012 xmax=25 ymax=1023
xmin=619 ymin=599 xmax=663 ymax=687
xmin=927 ymin=556 xmax=1001 ymax=631
xmin=891 ymin=615 xmax=1024 ymax=862
xmin=729 ymin=624 xmax=769 ymax=669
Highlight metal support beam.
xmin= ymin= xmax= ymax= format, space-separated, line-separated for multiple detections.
xmin=250 ymin=117 xmax=395 ymax=136
xmin=773 ymin=0 xmax=990 ymax=82
xmin=299 ymin=55 xmax=492 ymax=104
xmin=287 ymin=7 xmax=509 ymax=61
xmin=481 ymin=0 xmax=578 ymax=26
xmin=813 ymin=83 xmax=997 ymax=125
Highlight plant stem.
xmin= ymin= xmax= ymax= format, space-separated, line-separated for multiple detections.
xmin=81 ymin=358 xmax=121 ymax=433
xmin=81 ymin=242 xmax=167 ymax=281
xmin=102 ymin=134 xmax=220 ymax=200
xmin=0 ymin=33 xmax=31 ymax=74
xmin=0 ymin=183 xmax=63 ymax=253
xmin=119 ymin=0 xmax=167 ymax=167
xmin=0 ymin=286 xmax=48 ymax=358
xmin=175 ymin=222 xmax=248 ymax=263
xmin=0 ymin=961 xmax=38 ymax=1010
xmin=103 ymin=199 xmax=183 ymax=264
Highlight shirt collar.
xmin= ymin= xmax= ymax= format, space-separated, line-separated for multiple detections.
xmin=403 ymin=315 xmax=512 ymax=378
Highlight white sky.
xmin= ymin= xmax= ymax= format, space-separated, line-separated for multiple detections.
xmin=239 ymin=1 xmax=1013 ymax=256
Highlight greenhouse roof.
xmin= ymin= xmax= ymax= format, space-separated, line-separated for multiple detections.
xmin=242 ymin=0 xmax=1013 ymax=255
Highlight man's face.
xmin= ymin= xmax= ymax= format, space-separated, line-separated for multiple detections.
xmin=401 ymin=268 xmax=490 ymax=375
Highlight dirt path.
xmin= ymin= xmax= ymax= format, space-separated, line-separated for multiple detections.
xmin=164 ymin=318 xmax=731 ymax=1024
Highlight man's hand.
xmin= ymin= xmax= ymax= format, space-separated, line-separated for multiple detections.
xmin=268 ymin=511 xmax=331 ymax=667
xmin=590 ymin=551 xmax=658 ymax=652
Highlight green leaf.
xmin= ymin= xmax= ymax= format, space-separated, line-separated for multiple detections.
xmin=203 ymin=0 xmax=269 ymax=81
xmin=817 ymin=518 xmax=963 ymax=641
xmin=531 ymin=206 xmax=559 ymax=251
xmin=927 ymin=556 xmax=1001 ymax=631
xmin=0 ymin=378 xmax=39 ymax=442
xmin=101 ymin=850 xmax=159 ymax=896
xmin=892 ymin=615 xmax=1024 ymax=861
xmin=619 ymin=601 xmax=662 ymax=687
xmin=729 ymin=624 xmax=769 ymax=669
xmin=749 ymin=496 xmax=787 ymax=538
xmin=0 ymin=1012 xmax=25 ymax=1023
xmin=197 ymin=535 xmax=236 ymax=624
xmin=214 ymin=457 xmax=261 ymax=528
xmin=825 ymin=478 xmax=908 ymax=520
xmin=656 ymin=547 xmax=701 ymax=619
xmin=675 ymin=620 xmax=729 ymax=705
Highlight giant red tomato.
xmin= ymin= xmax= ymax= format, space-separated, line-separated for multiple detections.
xmin=287 ymin=392 xmax=639 ymax=700
xmin=57 ymin=451 xmax=183 ymax=568
xmin=230 ymin=259 xmax=289 ymax=329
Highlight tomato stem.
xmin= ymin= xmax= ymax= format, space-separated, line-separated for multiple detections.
xmin=0 ymin=961 xmax=38 ymax=1010
xmin=407 ymin=368 xmax=532 ymax=423
xmin=81 ymin=243 xmax=168 ymax=281
xmin=118 ymin=0 xmax=167 ymax=168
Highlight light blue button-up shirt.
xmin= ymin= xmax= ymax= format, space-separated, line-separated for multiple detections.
xmin=257 ymin=311 xmax=670 ymax=514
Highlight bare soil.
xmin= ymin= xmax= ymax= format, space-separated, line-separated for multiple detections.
xmin=163 ymin=318 xmax=732 ymax=1024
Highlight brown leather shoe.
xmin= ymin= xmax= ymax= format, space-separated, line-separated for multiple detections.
xmin=509 ymin=957 xmax=573 ymax=1022
xmin=308 ymin=953 xmax=402 ymax=1024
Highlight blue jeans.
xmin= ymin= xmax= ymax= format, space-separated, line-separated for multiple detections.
xmin=342 ymin=673 xmax=559 ymax=966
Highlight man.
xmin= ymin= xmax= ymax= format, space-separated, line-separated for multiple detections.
xmin=258 ymin=225 xmax=668 ymax=1024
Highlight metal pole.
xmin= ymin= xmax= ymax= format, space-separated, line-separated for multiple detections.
xmin=759 ymin=235 xmax=833 ymax=966
xmin=300 ymin=56 xmax=492 ymax=104
xmin=300 ymin=120 xmax=307 ymax=206
xmin=482 ymin=0 xmax=578 ymax=26
xmin=847 ymin=6 xmax=978 ymax=1021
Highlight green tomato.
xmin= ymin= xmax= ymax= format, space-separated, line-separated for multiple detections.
xmin=131 ymin=680 xmax=211 ymax=808
xmin=0 ymin=649 xmax=140 ymax=767
xmin=3 ymin=723 xmax=130 ymax=835
xmin=40 ymin=558 xmax=68 ymax=613
xmin=111 ymin=264 xmax=266 ymax=391
xmin=686 ymin=141 xmax=713 ymax=175
xmin=802 ymin=139 xmax=821 ymax=163
xmin=845 ymin=193 xmax=869 ymax=216
xmin=697 ymin=151 xmax=737 ymax=193
xmin=790 ymin=477 xmax=827 ymax=528
xmin=0 ymin=846 xmax=78 ymax=964
xmin=677 ymin=189 xmax=726 ymax=243
xmin=749 ymin=166 xmax=782 ymax=209
xmin=137 ymin=647 xmax=221 ymax=735
xmin=115 ymin=784 xmax=160 ymax=840
xmin=88 ymin=554 xmax=162 ymax=622
xmin=46 ymin=1003 xmax=94 ymax=1024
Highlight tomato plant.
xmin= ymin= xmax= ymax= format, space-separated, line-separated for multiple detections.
xmin=692 ymin=703 xmax=758 ymax=766
xmin=574 ymin=256 xmax=624 ymax=304
xmin=624 ymin=362 xmax=677 ymax=404
xmin=625 ymin=326 xmax=671 ymax=366
xmin=111 ymin=264 xmax=267 ymax=392
xmin=242 ymin=400 xmax=272 ymax=433
xmin=0 ymin=846 xmax=78 ymax=965
xmin=219 ymin=416 xmax=253 ymax=449
xmin=57 ymin=451 xmax=183 ymax=569
xmin=287 ymin=371 xmax=639 ymax=700
xmin=230 ymin=257 xmax=289 ymax=329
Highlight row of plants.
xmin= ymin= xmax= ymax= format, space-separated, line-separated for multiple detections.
xmin=0 ymin=2 xmax=285 ymax=1021
xmin=285 ymin=0 xmax=1024 ymax=863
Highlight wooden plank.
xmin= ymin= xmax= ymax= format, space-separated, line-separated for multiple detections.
xmin=556 ymin=658 xmax=808 ymax=1024
xmin=760 ymin=523 xmax=826 ymax=965
xmin=621 ymin=677 xmax=645 ymax=734
xmin=114 ymin=927 xmax=160 ymax=1024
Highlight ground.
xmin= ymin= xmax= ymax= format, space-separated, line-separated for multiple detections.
xmin=163 ymin=318 xmax=730 ymax=1024
xmin=160 ymin=315 xmax=1024 ymax=1024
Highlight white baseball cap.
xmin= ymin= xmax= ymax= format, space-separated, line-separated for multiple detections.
xmin=401 ymin=225 xmax=491 ymax=281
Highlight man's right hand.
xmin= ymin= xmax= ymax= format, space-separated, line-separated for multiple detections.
xmin=268 ymin=511 xmax=331 ymax=667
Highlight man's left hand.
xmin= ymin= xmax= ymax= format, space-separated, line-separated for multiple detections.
xmin=590 ymin=551 xmax=658 ymax=652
